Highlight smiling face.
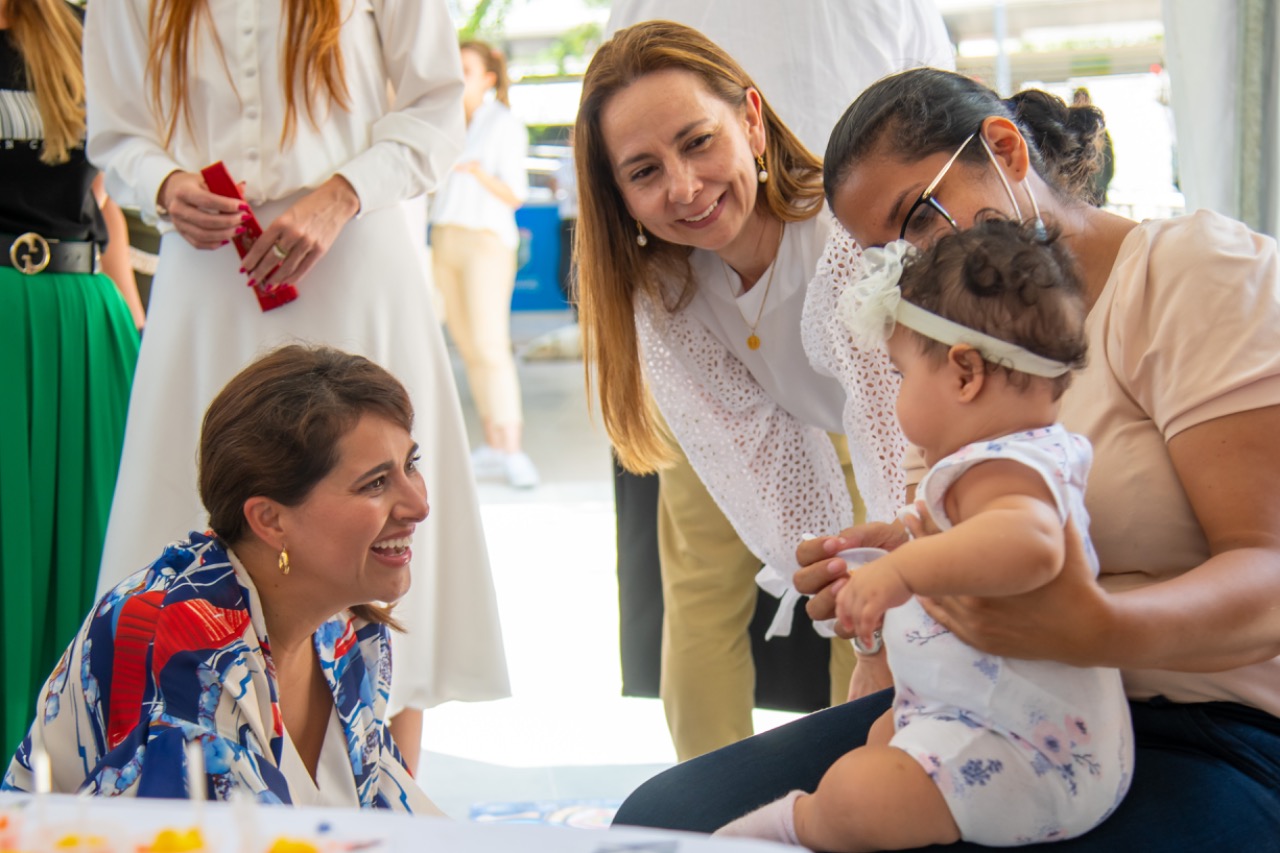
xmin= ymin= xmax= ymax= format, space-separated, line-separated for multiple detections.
xmin=278 ymin=414 xmax=429 ymax=610
xmin=599 ymin=68 xmax=766 ymax=256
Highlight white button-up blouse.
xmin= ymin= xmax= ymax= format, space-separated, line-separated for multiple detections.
xmin=84 ymin=0 xmax=466 ymax=227
xmin=429 ymin=98 xmax=529 ymax=249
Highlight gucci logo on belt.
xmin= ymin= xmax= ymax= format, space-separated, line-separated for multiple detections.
xmin=10 ymin=232 xmax=51 ymax=275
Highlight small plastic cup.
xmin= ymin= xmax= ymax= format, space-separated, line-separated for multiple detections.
xmin=835 ymin=546 xmax=889 ymax=572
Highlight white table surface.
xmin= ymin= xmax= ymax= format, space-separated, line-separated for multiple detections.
xmin=0 ymin=793 xmax=793 ymax=853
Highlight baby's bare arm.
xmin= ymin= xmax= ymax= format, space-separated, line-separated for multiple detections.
xmin=879 ymin=459 xmax=1068 ymax=599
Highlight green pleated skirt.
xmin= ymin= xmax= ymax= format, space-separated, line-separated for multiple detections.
xmin=0 ymin=266 xmax=139 ymax=756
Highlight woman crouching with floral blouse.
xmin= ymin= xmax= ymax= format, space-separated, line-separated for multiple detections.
xmin=4 ymin=344 xmax=437 ymax=811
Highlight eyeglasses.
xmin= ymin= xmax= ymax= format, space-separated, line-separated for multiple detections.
xmin=898 ymin=132 xmax=977 ymax=242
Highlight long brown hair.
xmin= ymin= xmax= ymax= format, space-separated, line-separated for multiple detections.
xmin=460 ymin=39 xmax=510 ymax=107
xmin=7 ymin=0 xmax=86 ymax=165
xmin=146 ymin=0 xmax=351 ymax=148
xmin=575 ymin=20 xmax=824 ymax=473
xmin=199 ymin=345 xmax=416 ymax=629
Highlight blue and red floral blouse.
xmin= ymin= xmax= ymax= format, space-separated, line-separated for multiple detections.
xmin=3 ymin=532 xmax=435 ymax=812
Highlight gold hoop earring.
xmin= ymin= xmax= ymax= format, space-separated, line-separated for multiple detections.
xmin=756 ymin=155 xmax=769 ymax=184
xmin=278 ymin=545 xmax=291 ymax=575
xmin=635 ymin=221 xmax=648 ymax=247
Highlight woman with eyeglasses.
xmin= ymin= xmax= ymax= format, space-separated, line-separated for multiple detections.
xmin=615 ymin=67 xmax=1280 ymax=848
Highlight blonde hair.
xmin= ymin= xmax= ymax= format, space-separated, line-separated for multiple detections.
xmin=460 ymin=39 xmax=510 ymax=107
xmin=7 ymin=0 xmax=86 ymax=165
xmin=575 ymin=20 xmax=824 ymax=473
xmin=146 ymin=0 xmax=351 ymax=148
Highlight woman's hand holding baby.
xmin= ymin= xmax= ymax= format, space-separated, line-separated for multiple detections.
xmin=920 ymin=550 xmax=1113 ymax=666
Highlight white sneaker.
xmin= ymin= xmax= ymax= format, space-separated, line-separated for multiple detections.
xmin=470 ymin=445 xmax=506 ymax=479
xmin=503 ymin=451 xmax=539 ymax=489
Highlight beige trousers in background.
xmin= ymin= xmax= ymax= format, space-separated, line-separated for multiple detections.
xmin=657 ymin=435 xmax=863 ymax=761
xmin=432 ymin=224 xmax=523 ymax=426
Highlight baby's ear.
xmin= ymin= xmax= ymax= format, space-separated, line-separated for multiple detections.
xmin=948 ymin=344 xmax=987 ymax=401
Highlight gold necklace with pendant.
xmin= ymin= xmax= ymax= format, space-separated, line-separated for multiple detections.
xmin=721 ymin=222 xmax=785 ymax=351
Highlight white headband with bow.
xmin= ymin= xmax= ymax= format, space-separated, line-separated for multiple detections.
xmin=837 ymin=240 xmax=1072 ymax=379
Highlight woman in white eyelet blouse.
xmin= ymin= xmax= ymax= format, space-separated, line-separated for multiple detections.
xmin=581 ymin=6 xmax=955 ymax=760
xmin=574 ymin=23 xmax=915 ymax=765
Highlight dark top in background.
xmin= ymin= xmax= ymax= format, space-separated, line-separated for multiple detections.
xmin=0 ymin=7 xmax=106 ymax=244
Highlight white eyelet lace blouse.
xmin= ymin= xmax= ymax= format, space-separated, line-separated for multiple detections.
xmin=635 ymin=209 xmax=908 ymax=638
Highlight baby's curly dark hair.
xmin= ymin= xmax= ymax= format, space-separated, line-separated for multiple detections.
xmin=897 ymin=219 xmax=1088 ymax=399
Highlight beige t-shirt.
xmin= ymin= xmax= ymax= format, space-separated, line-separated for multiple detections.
xmin=1060 ymin=209 xmax=1280 ymax=716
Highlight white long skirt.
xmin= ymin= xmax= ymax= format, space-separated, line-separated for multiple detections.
xmin=97 ymin=196 xmax=510 ymax=711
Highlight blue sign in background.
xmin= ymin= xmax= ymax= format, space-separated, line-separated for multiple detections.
xmin=513 ymin=204 xmax=568 ymax=312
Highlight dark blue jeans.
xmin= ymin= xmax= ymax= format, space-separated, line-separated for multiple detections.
xmin=613 ymin=690 xmax=1280 ymax=850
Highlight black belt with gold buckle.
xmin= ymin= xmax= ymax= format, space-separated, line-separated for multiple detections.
xmin=1 ymin=232 xmax=101 ymax=275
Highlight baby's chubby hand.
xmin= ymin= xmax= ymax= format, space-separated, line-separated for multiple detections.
xmin=835 ymin=556 xmax=913 ymax=648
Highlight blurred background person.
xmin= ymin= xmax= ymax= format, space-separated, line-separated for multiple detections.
xmin=431 ymin=40 xmax=538 ymax=489
xmin=83 ymin=0 xmax=509 ymax=772
xmin=0 ymin=0 xmax=142 ymax=756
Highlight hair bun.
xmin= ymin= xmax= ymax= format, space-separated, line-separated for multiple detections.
xmin=1006 ymin=89 xmax=1106 ymax=203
